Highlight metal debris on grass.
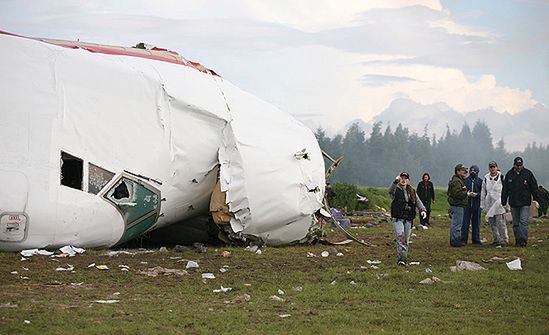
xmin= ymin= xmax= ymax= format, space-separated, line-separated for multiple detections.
xmin=419 ymin=276 xmax=442 ymax=284
xmin=0 ymin=303 xmax=18 ymax=308
xmin=201 ymin=272 xmax=216 ymax=279
xmin=450 ymin=260 xmax=486 ymax=272
xmin=321 ymin=251 xmax=329 ymax=257
xmin=213 ymin=286 xmax=232 ymax=293
xmin=292 ymin=286 xmax=303 ymax=292
xmin=55 ymin=264 xmax=74 ymax=271
xmin=94 ymin=300 xmax=119 ymax=304
xmin=279 ymin=314 xmax=291 ymax=318
xmin=270 ymin=295 xmax=285 ymax=302
xmin=506 ymin=258 xmax=522 ymax=270
xmin=186 ymin=261 xmax=199 ymax=270
xmin=367 ymin=260 xmax=382 ymax=265
xmin=221 ymin=250 xmax=231 ymax=258
xmin=482 ymin=256 xmax=508 ymax=263
xmin=140 ymin=267 xmax=188 ymax=277
xmin=95 ymin=265 xmax=109 ymax=270
xmin=59 ymin=245 xmax=85 ymax=256
xmin=306 ymin=252 xmax=317 ymax=258
xmin=229 ymin=294 xmax=251 ymax=304
xmin=20 ymin=249 xmax=53 ymax=257
xmin=277 ymin=289 xmax=285 ymax=295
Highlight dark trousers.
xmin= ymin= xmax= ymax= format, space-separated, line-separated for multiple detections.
xmin=539 ymin=204 xmax=548 ymax=217
xmin=461 ymin=206 xmax=481 ymax=244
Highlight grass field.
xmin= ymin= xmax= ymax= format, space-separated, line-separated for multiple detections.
xmin=1 ymin=209 xmax=548 ymax=334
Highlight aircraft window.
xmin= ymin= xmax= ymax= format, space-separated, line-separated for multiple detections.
xmin=88 ymin=163 xmax=115 ymax=195
xmin=106 ymin=179 xmax=135 ymax=206
xmin=60 ymin=151 xmax=83 ymax=190
xmin=113 ymin=181 xmax=130 ymax=200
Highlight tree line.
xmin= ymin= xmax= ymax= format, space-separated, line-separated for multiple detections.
xmin=316 ymin=121 xmax=549 ymax=188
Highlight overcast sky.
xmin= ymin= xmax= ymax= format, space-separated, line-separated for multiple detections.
xmin=1 ymin=0 xmax=547 ymax=131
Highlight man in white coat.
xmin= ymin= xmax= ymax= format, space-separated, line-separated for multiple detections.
xmin=480 ymin=161 xmax=509 ymax=247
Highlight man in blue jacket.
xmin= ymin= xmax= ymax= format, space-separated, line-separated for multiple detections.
xmin=502 ymin=157 xmax=538 ymax=247
xmin=462 ymin=164 xmax=483 ymax=245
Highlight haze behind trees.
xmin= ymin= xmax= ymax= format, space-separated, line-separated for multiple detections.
xmin=316 ymin=121 xmax=549 ymax=187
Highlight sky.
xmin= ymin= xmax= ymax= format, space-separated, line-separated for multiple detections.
xmin=1 ymin=0 xmax=547 ymax=133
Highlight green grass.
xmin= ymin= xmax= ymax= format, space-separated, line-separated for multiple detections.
xmin=1 ymin=216 xmax=548 ymax=334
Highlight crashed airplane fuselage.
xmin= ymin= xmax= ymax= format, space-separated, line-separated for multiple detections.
xmin=0 ymin=31 xmax=325 ymax=251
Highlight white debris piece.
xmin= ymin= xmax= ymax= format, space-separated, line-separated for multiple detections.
xmin=292 ymin=286 xmax=303 ymax=292
xmin=186 ymin=261 xmax=199 ymax=269
xmin=20 ymin=249 xmax=53 ymax=257
xmin=306 ymin=252 xmax=316 ymax=258
xmin=245 ymin=245 xmax=258 ymax=253
xmin=321 ymin=251 xmax=329 ymax=257
xmin=419 ymin=276 xmax=442 ymax=284
xmin=10 ymin=271 xmax=18 ymax=275
xmin=367 ymin=260 xmax=382 ymax=265
xmin=94 ymin=300 xmax=119 ymax=304
xmin=201 ymin=273 xmax=216 ymax=279
xmin=95 ymin=265 xmax=109 ymax=270
xmin=330 ymin=280 xmax=337 ymax=285
xmin=55 ymin=264 xmax=74 ymax=271
xmin=59 ymin=245 xmax=85 ymax=255
xmin=277 ymin=289 xmax=285 ymax=295
xmin=370 ymin=265 xmax=379 ymax=270
xmin=450 ymin=260 xmax=486 ymax=272
xmin=255 ymin=249 xmax=262 ymax=255
xmin=213 ymin=286 xmax=232 ymax=293
xmin=104 ymin=251 xmax=136 ymax=257
xmin=279 ymin=314 xmax=291 ymax=318
xmin=270 ymin=295 xmax=285 ymax=302
xmin=24 ymin=320 xmax=31 ymax=324
xmin=336 ymin=252 xmax=344 ymax=257
xmin=506 ymin=258 xmax=522 ymax=271
xmin=409 ymin=261 xmax=420 ymax=265
xmin=350 ymin=281 xmax=357 ymax=285
xmin=87 ymin=263 xmax=96 ymax=268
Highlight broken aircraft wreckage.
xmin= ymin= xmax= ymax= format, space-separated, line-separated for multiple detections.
xmin=0 ymin=31 xmax=325 ymax=251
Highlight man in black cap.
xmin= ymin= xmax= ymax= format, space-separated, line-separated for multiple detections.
xmin=501 ymin=157 xmax=538 ymax=247
xmin=447 ymin=164 xmax=468 ymax=247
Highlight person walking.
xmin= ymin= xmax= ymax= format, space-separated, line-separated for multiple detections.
xmin=534 ymin=185 xmax=549 ymax=218
xmin=447 ymin=164 xmax=468 ymax=247
xmin=480 ymin=161 xmax=508 ymax=247
xmin=389 ymin=172 xmax=427 ymax=265
xmin=462 ymin=165 xmax=483 ymax=245
xmin=416 ymin=173 xmax=435 ymax=226
xmin=501 ymin=157 xmax=538 ymax=247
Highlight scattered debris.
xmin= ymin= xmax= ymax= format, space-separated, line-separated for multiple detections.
xmin=292 ymin=286 xmax=303 ymax=292
xmin=270 ymin=295 xmax=285 ymax=302
xmin=306 ymin=252 xmax=317 ymax=258
xmin=255 ymin=249 xmax=263 ymax=255
xmin=59 ymin=245 xmax=85 ymax=256
xmin=277 ymin=289 xmax=285 ymax=295
xmin=506 ymin=258 xmax=522 ymax=271
xmin=221 ymin=251 xmax=231 ymax=258
xmin=367 ymin=260 xmax=382 ymax=265
xmin=450 ymin=260 xmax=486 ymax=272
xmin=213 ymin=286 xmax=232 ymax=293
xmin=140 ymin=267 xmax=188 ymax=277
xmin=219 ymin=268 xmax=228 ymax=273
xmin=279 ymin=314 xmax=291 ymax=318
xmin=425 ymin=268 xmax=433 ymax=273
xmin=174 ymin=245 xmax=188 ymax=253
xmin=186 ymin=261 xmax=199 ymax=270
xmin=245 ymin=245 xmax=259 ymax=253
xmin=409 ymin=261 xmax=420 ymax=265
xmin=20 ymin=249 xmax=53 ymax=257
xmin=55 ymin=264 xmax=74 ymax=272
xmin=336 ymin=252 xmax=344 ymax=257
xmin=349 ymin=281 xmax=357 ymax=285
xmin=10 ymin=271 xmax=18 ymax=275
xmin=201 ymin=273 xmax=216 ymax=279
xmin=376 ymin=273 xmax=389 ymax=280
xmin=159 ymin=247 xmax=168 ymax=252
xmin=94 ymin=300 xmax=119 ymax=304
xmin=330 ymin=280 xmax=337 ymax=285
xmin=118 ymin=265 xmax=130 ymax=271
xmin=370 ymin=265 xmax=380 ymax=270
xmin=104 ymin=251 xmax=136 ymax=257
xmin=321 ymin=251 xmax=330 ymax=257
xmin=193 ymin=243 xmax=208 ymax=253
xmin=24 ymin=320 xmax=31 ymax=324
xmin=87 ymin=263 xmax=96 ymax=268
xmin=419 ymin=276 xmax=442 ymax=284
xmin=482 ymin=256 xmax=509 ymax=263
xmin=0 ymin=303 xmax=18 ymax=308
xmin=95 ymin=265 xmax=109 ymax=270
xmin=20 ymin=257 xmax=27 ymax=261
xmin=230 ymin=294 xmax=251 ymax=304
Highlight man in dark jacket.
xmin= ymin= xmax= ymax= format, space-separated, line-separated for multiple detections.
xmin=417 ymin=173 xmax=435 ymax=226
xmin=501 ymin=157 xmax=538 ymax=246
xmin=447 ymin=164 xmax=468 ymax=247
xmin=461 ymin=164 xmax=483 ymax=245
xmin=534 ymin=185 xmax=549 ymax=217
